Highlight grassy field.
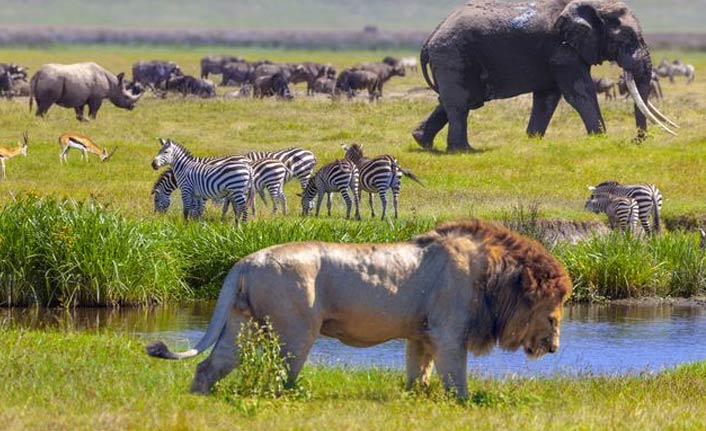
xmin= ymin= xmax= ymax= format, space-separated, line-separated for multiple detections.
xmin=0 ymin=45 xmax=704 ymax=221
xmin=2 ymin=329 xmax=706 ymax=430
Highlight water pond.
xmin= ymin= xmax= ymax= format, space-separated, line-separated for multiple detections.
xmin=3 ymin=301 xmax=706 ymax=378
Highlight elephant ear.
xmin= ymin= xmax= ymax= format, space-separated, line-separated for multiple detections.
xmin=555 ymin=1 xmax=604 ymax=66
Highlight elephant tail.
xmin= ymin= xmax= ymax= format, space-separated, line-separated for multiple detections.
xmin=420 ymin=42 xmax=437 ymax=93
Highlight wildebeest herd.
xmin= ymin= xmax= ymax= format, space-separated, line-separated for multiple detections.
xmin=593 ymin=58 xmax=695 ymax=102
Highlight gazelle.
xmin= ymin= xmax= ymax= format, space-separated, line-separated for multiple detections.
xmin=0 ymin=131 xmax=28 ymax=179
xmin=58 ymin=132 xmax=117 ymax=163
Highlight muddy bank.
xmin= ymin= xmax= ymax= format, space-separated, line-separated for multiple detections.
xmin=0 ymin=26 xmax=704 ymax=51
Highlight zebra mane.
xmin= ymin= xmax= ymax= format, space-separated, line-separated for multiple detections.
xmin=596 ymin=180 xmax=620 ymax=187
xmin=166 ymin=139 xmax=194 ymax=159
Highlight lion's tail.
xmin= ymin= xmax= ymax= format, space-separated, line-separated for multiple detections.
xmin=146 ymin=265 xmax=245 ymax=360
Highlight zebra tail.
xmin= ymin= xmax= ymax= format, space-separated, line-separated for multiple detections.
xmin=400 ymin=167 xmax=424 ymax=186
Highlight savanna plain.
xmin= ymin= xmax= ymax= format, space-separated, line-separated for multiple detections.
xmin=2 ymin=45 xmax=706 ymax=430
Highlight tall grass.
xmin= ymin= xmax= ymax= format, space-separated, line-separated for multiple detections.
xmin=1 ymin=196 xmax=705 ymax=306
xmin=0 ymin=195 xmax=188 ymax=306
xmin=554 ymin=231 xmax=706 ymax=301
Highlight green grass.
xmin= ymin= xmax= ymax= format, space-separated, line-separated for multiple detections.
xmin=2 ymin=329 xmax=706 ymax=430
xmin=0 ymin=46 xmax=704 ymax=221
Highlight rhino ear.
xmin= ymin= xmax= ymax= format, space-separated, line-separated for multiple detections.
xmin=117 ymin=72 xmax=125 ymax=84
xmin=587 ymin=186 xmax=596 ymax=191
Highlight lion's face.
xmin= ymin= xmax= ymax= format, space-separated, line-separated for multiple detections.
xmin=522 ymin=298 xmax=563 ymax=359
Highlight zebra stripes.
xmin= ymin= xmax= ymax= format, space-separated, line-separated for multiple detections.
xmin=301 ymin=159 xmax=360 ymax=220
xmin=584 ymin=193 xmax=639 ymax=232
xmin=151 ymin=139 xmax=253 ymax=222
xmin=245 ymin=147 xmax=316 ymax=191
xmin=588 ymin=181 xmax=662 ymax=234
xmin=343 ymin=143 xmax=422 ymax=219
xmin=151 ymin=168 xmax=179 ymax=213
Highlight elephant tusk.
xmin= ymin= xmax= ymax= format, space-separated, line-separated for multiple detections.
xmin=625 ymin=72 xmax=677 ymax=137
xmin=646 ymin=100 xmax=680 ymax=129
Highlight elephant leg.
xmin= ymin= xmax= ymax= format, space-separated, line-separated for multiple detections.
xmin=526 ymin=89 xmax=562 ymax=137
xmin=405 ymin=339 xmax=434 ymax=390
xmin=190 ymin=311 xmax=246 ymax=394
xmin=554 ymin=68 xmax=605 ymax=134
xmin=412 ymin=104 xmax=448 ymax=150
xmin=436 ymin=68 xmax=483 ymax=152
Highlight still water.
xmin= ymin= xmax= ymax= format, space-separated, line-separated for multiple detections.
xmin=3 ymin=302 xmax=706 ymax=377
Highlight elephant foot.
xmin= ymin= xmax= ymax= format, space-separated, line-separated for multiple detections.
xmin=412 ymin=128 xmax=434 ymax=150
xmin=446 ymin=142 xmax=477 ymax=153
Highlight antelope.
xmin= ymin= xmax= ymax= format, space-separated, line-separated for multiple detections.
xmin=0 ymin=131 xmax=28 ymax=179
xmin=58 ymin=132 xmax=117 ymax=163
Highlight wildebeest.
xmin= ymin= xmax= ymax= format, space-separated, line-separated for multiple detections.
xmin=200 ymin=55 xmax=245 ymax=79
xmin=166 ymin=75 xmax=217 ymax=98
xmin=399 ymin=57 xmax=418 ymax=72
xmin=655 ymin=59 xmax=695 ymax=84
xmin=593 ymin=77 xmax=616 ymax=101
xmin=132 ymin=60 xmax=182 ymax=91
xmin=290 ymin=62 xmax=336 ymax=96
xmin=313 ymin=76 xmax=336 ymax=95
xmin=0 ymin=63 xmax=28 ymax=80
xmin=382 ymin=56 xmax=400 ymax=67
xmin=357 ymin=62 xmax=405 ymax=96
xmin=253 ymin=73 xmax=292 ymax=99
xmin=335 ymin=69 xmax=380 ymax=101
xmin=253 ymin=63 xmax=295 ymax=82
xmin=220 ymin=62 xmax=254 ymax=86
xmin=30 ymin=62 xmax=142 ymax=121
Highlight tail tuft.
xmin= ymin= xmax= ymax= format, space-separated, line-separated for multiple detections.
xmin=146 ymin=340 xmax=180 ymax=360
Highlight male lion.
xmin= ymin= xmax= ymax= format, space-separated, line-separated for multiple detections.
xmin=147 ymin=219 xmax=572 ymax=398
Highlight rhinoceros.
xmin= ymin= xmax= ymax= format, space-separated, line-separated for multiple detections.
xmin=30 ymin=62 xmax=142 ymax=121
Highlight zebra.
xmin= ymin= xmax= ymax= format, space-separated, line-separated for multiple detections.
xmin=245 ymin=147 xmax=317 ymax=191
xmin=151 ymin=138 xmax=253 ymax=222
xmin=584 ymin=193 xmax=640 ymax=232
xmin=151 ymin=155 xmax=251 ymax=217
xmin=342 ymin=143 xmax=423 ymax=219
xmin=221 ymin=157 xmax=293 ymax=217
xmin=588 ymin=181 xmax=663 ymax=234
xmin=300 ymin=159 xmax=360 ymax=220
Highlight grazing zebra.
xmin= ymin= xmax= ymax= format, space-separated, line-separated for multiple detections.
xmin=152 ymin=168 xmax=179 ymax=213
xmin=584 ymin=193 xmax=639 ymax=232
xmin=342 ymin=143 xmax=423 ymax=219
xmin=301 ymin=159 xmax=360 ymax=220
xmin=151 ymin=138 xmax=253 ymax=222
xmin=245 ymin=147 xmax=317 ymax=191
xmin=588 ymin=181 xmax=662 ymax=234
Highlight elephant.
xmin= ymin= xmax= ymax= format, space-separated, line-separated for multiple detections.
xmin=30 ymin=62 xmax=142 ymax=121
xmin=413 ymin=0 xmax=679 ymax=152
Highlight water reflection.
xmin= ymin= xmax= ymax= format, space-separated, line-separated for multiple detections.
xmin=3 ymin=302 xmax=706 ymax=377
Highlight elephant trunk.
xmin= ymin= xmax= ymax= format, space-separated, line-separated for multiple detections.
xmin=618 ymin=47 xmax=678 ymax=139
